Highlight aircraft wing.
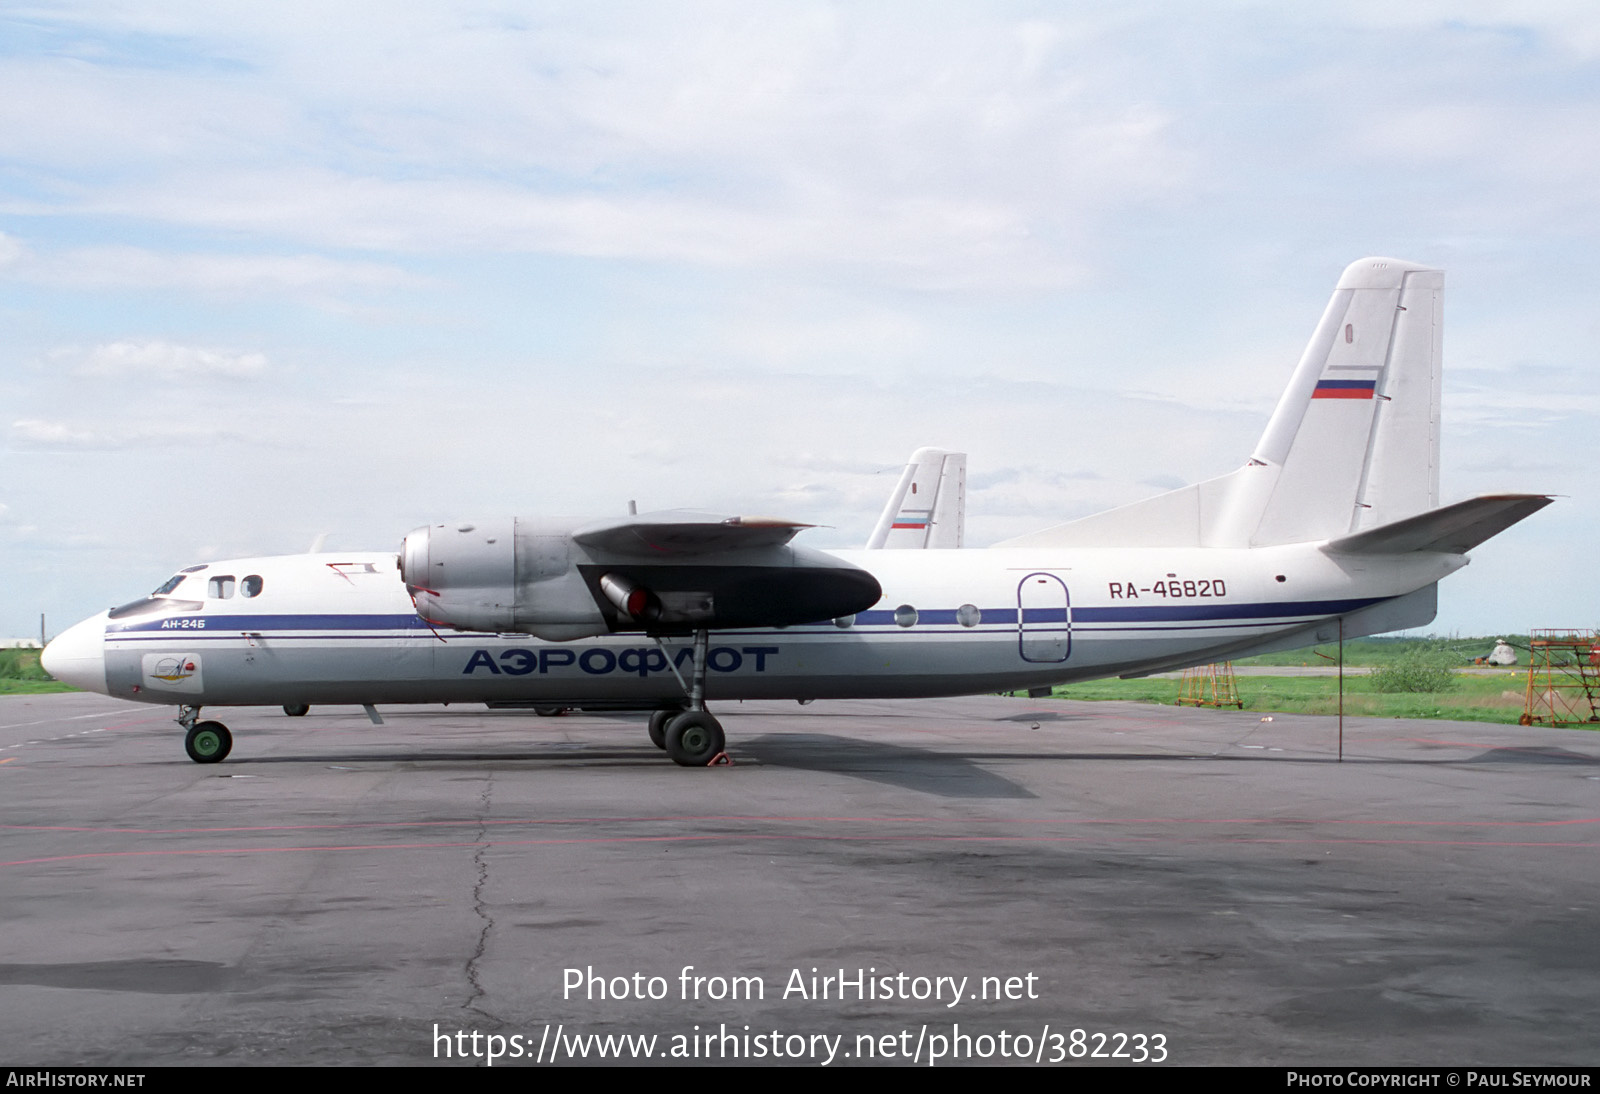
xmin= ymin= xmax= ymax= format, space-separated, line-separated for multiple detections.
xmin=572 ymin=511 xmax=815 ymax=557
xmin=1322 ymin=494 xmax=1553 ymax=556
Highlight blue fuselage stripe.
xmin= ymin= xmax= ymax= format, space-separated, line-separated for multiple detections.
xmin=103 ymin=596 xmax=1385 ymax=638
xmin=108 ymin=613 xmax=431 ymax=634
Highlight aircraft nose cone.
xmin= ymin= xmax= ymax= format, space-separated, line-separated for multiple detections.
xmin=41 ymin=612 xmax=109 ymax=695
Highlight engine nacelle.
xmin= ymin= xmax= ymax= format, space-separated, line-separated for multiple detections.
xmin=400 ymin=511 xmax=882 ymax=640
xmin=400 ymin=520 xmax=610 ymax=640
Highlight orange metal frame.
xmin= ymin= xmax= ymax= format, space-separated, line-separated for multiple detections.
xmin=1520 ymin=630 xmax=1600 ymax=727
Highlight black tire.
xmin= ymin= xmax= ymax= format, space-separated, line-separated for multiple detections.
xmin=185 ymin=721 xmax=232 ymax=764
xmin=533 ymin=705 xmax=568 ymax=717
xmin=283 ymin=704 xmax=310 ymax=717
xmin=647 ymin=709 xmax=677 ymax=750
xmin=664 ymin=711 xmax=724 ymax=767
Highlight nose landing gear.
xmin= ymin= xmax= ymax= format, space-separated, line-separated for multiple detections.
xmin=185 ymin=722 xmax=233 ymax=763
xmin=176 ymin=705 xmax=232 ymax=763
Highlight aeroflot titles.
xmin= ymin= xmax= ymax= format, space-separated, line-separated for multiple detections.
xmin=463 ymin=645 xmax=780 ymax=677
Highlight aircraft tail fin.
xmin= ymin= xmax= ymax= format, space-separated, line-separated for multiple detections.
xmin=998 ymin=258 xmax=1447 ymax=550
xmin=1243 ymin=256 xmax=1444 ymax=545
xmin=866 ymin=447 xmax=966 ymax=548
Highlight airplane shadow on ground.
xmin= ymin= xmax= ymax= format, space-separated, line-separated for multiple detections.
xmin=0 ymin=960 xmax=233 ymax=994
xmin=739 ymin=733 xmax=1037 ymax=799
xmin=991 ymin=710 xmax=1096 ymax=723
xmin=1464 ymin=746 xmax=1600 ymax=765
xmin=215 ymin=733 xmax=1600 ymax=786
xmin=226 ymin=735 xmax=1039 ymax=798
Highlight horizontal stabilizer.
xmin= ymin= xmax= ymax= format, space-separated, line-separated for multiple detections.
xmin=1321 ymin=494 xmax=1552 ymax=556
xmin=573 ymin=511 xmax=813 ymax=556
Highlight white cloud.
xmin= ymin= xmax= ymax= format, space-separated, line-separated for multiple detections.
xmin=5 ymin=244 xmax=424 ymax=296
xmin=46 ymin=168 xmax=1103 ymax=291
xmin=10 ymin=419 xmax=103 ymax=447
xmin=9 ymin=415 xmax=244 ymax=450
xmin=0 ymin=6 xmax=1187 ymax=287
xmin=1327 ymin=1 xmax=1600 ymax=60
xmin=50 ymin=340 xmax=268 ymax=380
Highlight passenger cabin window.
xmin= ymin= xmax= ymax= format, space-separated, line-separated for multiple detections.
xmin=242 ymin=575 xmax=263 ymax=598
xmin=208 ymin=575 xmax=236 ymax=599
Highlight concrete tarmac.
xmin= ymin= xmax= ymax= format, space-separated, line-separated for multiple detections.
xmin=1 ymin=691 xmax=1597 ymax=1067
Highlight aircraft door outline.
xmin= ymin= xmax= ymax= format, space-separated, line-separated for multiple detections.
xmin=1017 ymin=572 xmax=1071 ymax=663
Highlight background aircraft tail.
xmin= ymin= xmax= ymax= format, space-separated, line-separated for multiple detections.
xmin=866 ymin=447 xmax=966 ymax=548
xmin=999 ymin=257 xmax=1449 ymax=549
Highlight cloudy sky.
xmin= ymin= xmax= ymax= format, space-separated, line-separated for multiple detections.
xmin=3 ymin=1 xmax=1595 ymax=640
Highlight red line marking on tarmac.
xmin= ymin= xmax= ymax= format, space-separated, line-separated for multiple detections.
xmin=5 ymin=831 xmax=1598 ymax=868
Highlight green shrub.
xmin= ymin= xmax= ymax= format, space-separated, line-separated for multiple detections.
xmin=0 ymin=648 xmax=51 ymax=681
xmin=1369 ymin=648 xmax=1461 ymax=693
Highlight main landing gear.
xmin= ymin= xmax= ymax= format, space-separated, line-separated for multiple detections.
xmin=178 ymin=705 xmax=232 ymax=764
xmin=663 ymin=709 xmax=724 ymax=767
xmin=647 ymin=708 xmax=677 ymax=750
xmin=650 ymin=629 xmax=727 ymax=767
xmin=646 ymin=706 xmax=725 ymax=765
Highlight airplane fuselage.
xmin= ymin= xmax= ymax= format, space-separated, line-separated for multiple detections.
xmin=49 ymin=543 xmax=1463 ymax=710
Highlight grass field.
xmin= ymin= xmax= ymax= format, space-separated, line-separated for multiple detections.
xmin=0 ymin=679 xmax=77 ymax=695
xmin=0 ymin=649 xmax=74 ymax=695
xmin=1045 ymin=668 xmax=1548 ymax=725
xmin=1235 ymin=634 xmax=1529 ymax=668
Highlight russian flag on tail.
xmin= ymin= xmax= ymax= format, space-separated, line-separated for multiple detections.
xmin=1312 ymin=379 xmax=1377 ymax=399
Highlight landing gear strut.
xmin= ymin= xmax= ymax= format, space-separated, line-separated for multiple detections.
xmin=657 ymin=629 xmax=726 ymax=767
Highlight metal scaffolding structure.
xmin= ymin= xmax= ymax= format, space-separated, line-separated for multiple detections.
xmin=1520 ymin=630 xmax=1600 ymax=727
xmin=1176 ymin=661 xmax=1244 ymax=709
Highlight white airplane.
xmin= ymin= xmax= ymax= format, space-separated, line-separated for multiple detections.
xmin=43 ymin=258 xmax=1550 ymax=767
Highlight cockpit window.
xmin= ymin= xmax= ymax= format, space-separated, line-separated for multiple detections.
xmin=152 ymin=575 xmax=188 ymax=595
xmin=109 ymin=598 xmax=203 ymax=620
xmin=241 ymin=575 xmax=264 ymax=598
xmin=208 ymin=575 xmax=236 ymax=599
